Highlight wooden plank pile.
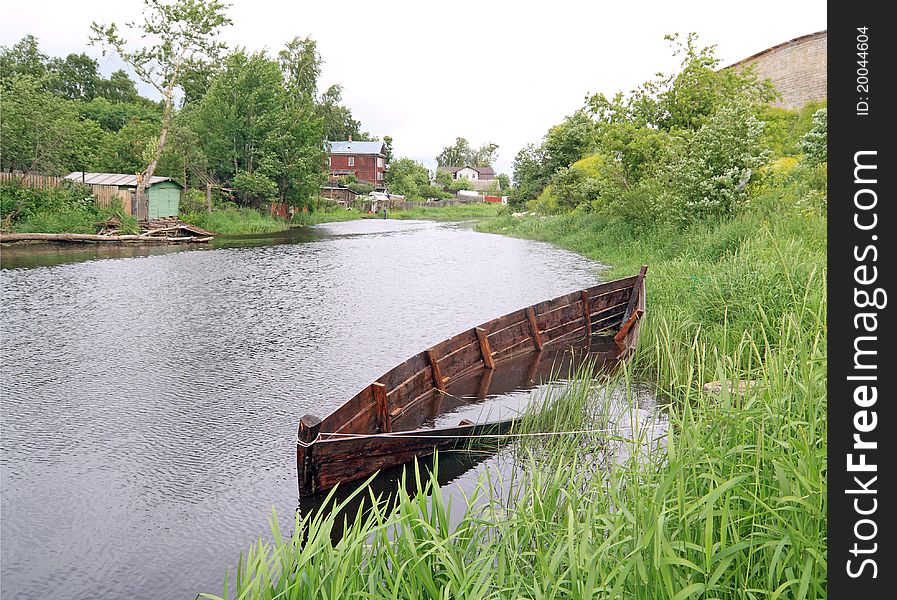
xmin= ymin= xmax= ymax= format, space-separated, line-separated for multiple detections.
xmin=1 ymin=217 xmax=215 ymax=244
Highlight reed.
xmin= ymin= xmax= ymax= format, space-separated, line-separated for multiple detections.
xmin=205 ymin=169 xmax=826 ymax=598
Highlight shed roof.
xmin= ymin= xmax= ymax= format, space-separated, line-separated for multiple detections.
xmin=327 ymin=141 xmax=386 ymax=155
xmin=64 ymin=172 xmax=182 ymax=187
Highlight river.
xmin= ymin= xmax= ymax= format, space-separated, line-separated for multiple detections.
xmin=1 ymin=219 xmax=615 ymax=599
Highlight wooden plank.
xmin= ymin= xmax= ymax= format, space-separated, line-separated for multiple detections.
xmin=298 ymin=414 xmax=322 ymax=444
xmin=427 ymin=348 xmax=447 ymax=391
xmin=487 ymin=319 xmax=531 ymax=354
xmin=538 ymin=301 xmax=586 ymax=333
xmin=438 ymin=341 xmax=484 ymax=381
xmin=585 ymin=275 xmax=639 ymax=299
xmin=621 ymin=265 xmax=648 ymax=323
xmin=475 ymin=327 xmax=495 ymax=369
xmin=379 ymin=353 xmax=430 ymax=391
xmin=614 ymin=308 xmax=644 ymax=347
xmin=476 ymin=366 xmax=494 ymax=398
xmin=372 ymin=382 xmax=390 ymax=433
xmin=581 ymin=290 xmax=592 ymax=337
xmin=589 ymin=287 xmax=632 ymax=312
xmin=526 ymin=306 xmax=543 ymax=351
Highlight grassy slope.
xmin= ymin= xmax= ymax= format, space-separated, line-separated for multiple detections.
xmin=205 ymin=165 xmax=827 ymax=598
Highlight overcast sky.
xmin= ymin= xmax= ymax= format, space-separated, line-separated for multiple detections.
xmin=3 ymin=1 xmax=827 ymax=175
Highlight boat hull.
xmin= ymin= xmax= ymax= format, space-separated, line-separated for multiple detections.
xmin=297 ymin=267 xmax=647 ymax=496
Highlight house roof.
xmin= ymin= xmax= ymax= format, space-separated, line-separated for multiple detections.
xmin=439 ymin=165 xmax=495 ymax=176
xmin=65 ymin=172 xmax=181 ymax=187
xmin=327 ymin=141 xmax=386 ymax=155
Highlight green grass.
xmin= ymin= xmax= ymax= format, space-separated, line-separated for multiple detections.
xmin=292 ymin=208 xmax=363 ymax=226
xmin=205 ymin=166 xmax=826 ymax=598
xmin=182 ymin=207 xmax=290 ymax=235
xmin=389 ymin=203 xmax=507 ymax=221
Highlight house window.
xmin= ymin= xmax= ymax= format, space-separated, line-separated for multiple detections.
xmin=377 ymin=171 xmax=383 ymax=180
xmin=348 ymin=156 xmax=355 ymax=166
xmin=377 ymin=157 xmax=384 ymax=168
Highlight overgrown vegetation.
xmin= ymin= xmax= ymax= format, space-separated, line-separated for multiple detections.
xmin=1 ymin=2 xmax=384 ymax=227
xmin=0 ymin=182 xmax=128 ymax=234
xmin=207 ymin=33 xmax=828 ymax=599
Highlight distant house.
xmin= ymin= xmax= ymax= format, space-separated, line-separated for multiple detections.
xmin=65 ymin=172 xmax=183 ymax=219
xmin=327 ymin=137 xmax=387 ymax=188
xmin=438 ymin=165 xmax=498 ymax=192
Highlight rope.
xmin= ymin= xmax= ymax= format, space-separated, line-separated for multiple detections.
xmin=298 ymin=424 xmax=655 ymax=445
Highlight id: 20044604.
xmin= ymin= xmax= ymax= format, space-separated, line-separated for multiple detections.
xmin=856 ymin=27 xmax=870 ymax=116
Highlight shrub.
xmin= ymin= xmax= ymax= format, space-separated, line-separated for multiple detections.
xmin=799 ymin=107 xmax=827 ymax=165
xmin=233 ymin=171 xmax=278 ymax=204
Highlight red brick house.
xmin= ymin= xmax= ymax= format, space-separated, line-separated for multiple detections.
xmin=327 ymin=137 xmax=387 ymax=188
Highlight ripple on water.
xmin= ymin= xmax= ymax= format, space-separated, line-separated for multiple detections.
xmin=2 ymin=219 xmax=609 ymax=599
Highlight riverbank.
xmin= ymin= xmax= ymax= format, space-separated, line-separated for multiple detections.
xmin=205 ymin=163 xmax=826 ymax=597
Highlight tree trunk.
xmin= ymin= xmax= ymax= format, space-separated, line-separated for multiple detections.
xmin=206 ymin=180 xmax=213 ymax=214
xmin=139 ymin=54 xmax=183 ymax=222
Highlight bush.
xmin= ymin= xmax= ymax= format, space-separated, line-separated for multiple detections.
xmin=1 ymin=181 xmax=127 ymax=233
xmin=799 ymin=108 xmax=827 ymax=165
xmin=233 ymin=171 xmax=278 ymax=204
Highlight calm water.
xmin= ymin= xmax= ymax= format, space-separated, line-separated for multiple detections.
xmin=1 ymin=219 xmax=611 ymax=599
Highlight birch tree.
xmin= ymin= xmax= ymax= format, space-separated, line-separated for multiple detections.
xmin=90 ymin=0 xmax=231 ymax=217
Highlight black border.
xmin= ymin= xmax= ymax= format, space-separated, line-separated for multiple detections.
xmin=828 ymin=3 xmax=895 ymax=593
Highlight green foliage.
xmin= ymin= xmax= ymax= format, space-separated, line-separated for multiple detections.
xmin=0 ymin=75 xmax=105 ymax=174
xmin=799 ymin=108 xmax=827 ymax=165
xmin=385 ymin=157 xmax=437 ymax=200
xmin=338 ymin=174 xmax=374 ymax=195
xmin=77 ymin=97 xmax=161 ymax=132
xmin=436 ymin=137 xmax=499 ymax=167
xmin=668 ymin=101 xmax=769 ymax=219
xmin=759 ymin=101 xmax=826 ymax=157
xmin=233 ymin=171 xmax=278 ymax=203
xmin=181 ymin=206 xmax=286 ymax=235
xmin=448 ymin=177 xmax=473 ymax=192
xmin=1 ymin=182 xmax=124 ymax=233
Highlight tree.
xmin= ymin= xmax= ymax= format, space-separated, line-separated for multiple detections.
xmin=278 ymin=36 xmax=321 ymax=100
xmin=46 ymin=53 xmax=101 ymax=100
xmin=385 ymin=158 xmax=432 ymax=199
xmin=96 ymin=70 xmax=141 ymax=104
xmin=0 ymin=76 xmax=103 ymax=174
xmin=436 ymin=137 xmax=471 ymax=167
xmin=190 ymin=49 xmax=324 ymax=206
xmin=316 ymin=84 xmax=364 ymax=141
xmin=0 ymin=35 xmax=48 ymax=82
xmin=436 ymin=138 xmax=499 ymax=167
xmin=496 ymin=173 xmax=510 ymax=191
xmin=382 ymin=135 xmax=394 ymax=164
xmin=90 ymin=0 xmax=232 ymax=217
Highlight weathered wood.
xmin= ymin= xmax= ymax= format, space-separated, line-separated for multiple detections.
xmin=437 ymin=341 xmax=484 ymax=380
xmin=298 ymin=414 xmax=323 ymax=444
xmin=0 ymin=232 xmax=212 ymax=244
xmin=621 ymin=265 xmax=648 ymax=323
xmin=614 ymin=308 xmax=644 ymax=347
xmin=372 ymin=382 xmax=390 ymax=433
xmin=526 ymin=307 xmax=543 ymax=351
xmin=476 ymin=365 xmax=494 ymax=399
xmin=487 ymin=319 xmax=531 ymax=355
xmin=426 ymin=348 xmax=447 ymax=391
xmin=475 ymin=327 xmax=495 ymax=369
xmin=299 ymin=269 xmax=648 ymax=496
xmin=581 ymin=290 xmax=592 ymax=337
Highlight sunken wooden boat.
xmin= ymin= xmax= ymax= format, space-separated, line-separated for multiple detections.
xmin=297 ymin=265 xmax=648 ymax=496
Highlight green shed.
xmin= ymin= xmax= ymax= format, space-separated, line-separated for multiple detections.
xmin=65 ymin=172 xmax=184 ymax=220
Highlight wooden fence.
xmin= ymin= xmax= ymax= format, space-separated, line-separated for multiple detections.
xmin=0 ymin=172 xmax=133 ymax=214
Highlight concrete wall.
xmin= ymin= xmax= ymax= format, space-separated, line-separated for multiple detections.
xmin=729 ymin=31 xmax=827 ymax=110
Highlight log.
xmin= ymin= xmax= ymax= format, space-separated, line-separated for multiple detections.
xmin=0 ymin=232 xmax=213 ymax=244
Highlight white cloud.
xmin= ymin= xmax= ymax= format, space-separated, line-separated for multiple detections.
xmin=3 ymin=0 xmax=826 ymax=174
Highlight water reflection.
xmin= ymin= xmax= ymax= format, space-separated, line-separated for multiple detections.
xmin=2 ymin=219 xmax=617 ymax=599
